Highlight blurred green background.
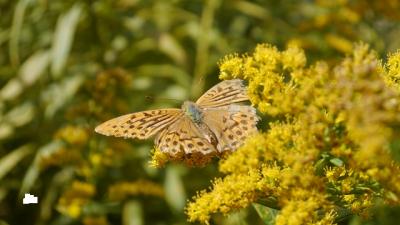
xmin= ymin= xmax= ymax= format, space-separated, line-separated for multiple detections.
xmin=1 ymin=0 xmax=400 ymax=225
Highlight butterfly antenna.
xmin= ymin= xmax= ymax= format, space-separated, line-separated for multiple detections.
xmin=145 ymin=95 xmax=181 ymax=103
xmin=190 ymin=72 xmax=203 ymax=98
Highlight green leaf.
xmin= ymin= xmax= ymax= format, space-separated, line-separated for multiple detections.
xmin=38 ymin=169 xmax=74 ymax=223
xmin=0 ymin=79 xmax=23 ymax=101
xmin=315 ymin=156 xmax=329 ymax=176
xmin=0 ymin=122 xmax=14 ymax=140
xmin=0 ymin=220 xmax=10 ymax=225
xmin=19 ymin=50 xmax=50 ymax=86
xmin=41 ymin=75 xmax=84 ymax=118
xmin=233 ymin=1 xmax=270 ymax=19
xmin=0 ymin=187 xmax=7 ymax=202
xmin=19 ymin=141 xmax=63 ymax=197
xmin=51 ymin=3 xmax=82 ymax=77
xmin=136 ymin=64 xmax=191 ymax=89
xmin=123 ymin=200 xmax=143 ymax=225
xmin=257 ymin=196 xmax=279 ymax=209
xmin=329 ymin=158 xmax=344 ymax=167
xmin=252 ymin=203 xmax=279 ymax=225
xmin=222 ymin=209 xmax=249 ymax=225
xmin=9 ymin=0 xmax=33 ymax=66
xmin=0 ymin=144 xmax=33 ymax=180
xmin=5 ymin=101 xmax=35 ymax=127
xmin=159 ymin=33 xmax=187 ymax=66
xmin=334 ymin=207 xmax=353 ymax=223
xmin=164 ymin=165 xmax=186 ymax=212
xmin=389 ymin=138 xmax=400 ymax=162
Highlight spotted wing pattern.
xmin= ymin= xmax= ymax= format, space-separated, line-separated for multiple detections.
xmin=202 ymin=105 xmax=259 ymax=152
xmin=95 ymin=109 xmax=183 ymax=139
xmin=155 ymin=116 xmax=216 ymax=156
xmin=195 ymin=79 xmax=249 ymax=108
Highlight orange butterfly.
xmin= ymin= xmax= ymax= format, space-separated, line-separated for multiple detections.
xmin=95 ymin=79 xmax=259 ymax=157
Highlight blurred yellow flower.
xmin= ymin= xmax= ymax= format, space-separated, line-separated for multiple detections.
xmin=57 ymin=181 xmax=96 ymax=218
xmin=39 ymin=147 xmax=81 ymax=169
xmin=325 ymin=34 xmax=353 ymax=53
xmin=89 ymin=153 xmax=102 ymax=166
xmin=55 ymin=125 xmax=89 ymax=146
xmin=108 ymin=180 xmax=164 ymax=201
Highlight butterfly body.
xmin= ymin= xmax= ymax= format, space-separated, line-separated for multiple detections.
xmin=182 ymin=101 xmax=203 ymax=124
xmin=95 ymin=79 xmax=259 ymax=161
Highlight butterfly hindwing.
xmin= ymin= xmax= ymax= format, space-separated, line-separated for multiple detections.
xmin=155 ymin=116 xmax=216 ymax=156
xmin=95 ymin=109 xmax=183 ymax=139
xmin=195 ymin=79 xmax=249 ymax=108
xmin=202 ymin=105 xmax=259 ymax=152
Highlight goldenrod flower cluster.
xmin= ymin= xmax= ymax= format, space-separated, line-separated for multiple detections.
xmin=187 ymin=43 xmax=400 ymax=224
xmin=385 ymin=50 xmax=400 ymax=90
xmin=150 ymin=146 xmax=218 ymax=167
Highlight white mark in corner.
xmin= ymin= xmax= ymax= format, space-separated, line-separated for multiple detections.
xmin=23 ymin=193 xmax=38 ymax=205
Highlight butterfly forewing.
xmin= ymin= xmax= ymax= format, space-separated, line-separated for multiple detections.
xmin=202 ymin=105 xmax=259 ymax=152
xmin=196 ymin=79 xmax=249 ymax=108
xmin=95 ymin=109 xmax=183 ymax=139
xmin=155 ymin=116 xmax=216 ymax=156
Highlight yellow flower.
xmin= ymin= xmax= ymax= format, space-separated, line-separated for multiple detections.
xmin=325 ymin=34 xmax=353 ymax=53
xmin=343 ymin=194 xmax=355 ymax=203
xmin=219 ymin=54 xmax=244 ymax=80
xmin=77 ymin=164 xmax=93 ymax=178
xmin=187 ymin=43 xmax=400 ymax=223
xmin=338 ymin=7 xmax=360 ymax=23
xmin=150 ymin=146 xmax=214 ymax=167
xmin=150 ymin=147 xmax=172 ymax=168
xmin=57 ymin=181 xmax=96 ymax=218
xmin=64 ymin=200 xmax=82 ymax=218
xmin=186 ymin=171 xmax=262 ymax=223
xmin=281 ymin=45 xmax=307 ymax=70
xmin=108 ymin=180 xmax=164 ymax=201
xmin=219 ymin=133 xmax=267 ymax=174
xmin=275 ymin=198 xmax=335 ymax=225
xmin=55 ymin=125 xmax=89 ymax=146
xmin=385 ymin=50 xmax=400 ymax=90
xmin=89 ymin=153 xmax=102 ymax=166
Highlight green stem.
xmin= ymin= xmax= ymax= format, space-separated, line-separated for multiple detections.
xmin=190 ymin=0 xmax=220 ymax=99
xmin=9 ymin=0 xmax=31 ymax=66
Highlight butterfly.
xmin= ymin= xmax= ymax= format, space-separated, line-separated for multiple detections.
xmin=95 ymin=79 xmax=259 ymax=160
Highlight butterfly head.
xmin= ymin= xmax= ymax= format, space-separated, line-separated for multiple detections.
xmin=182 ymin=101 xmax=202 ymax=124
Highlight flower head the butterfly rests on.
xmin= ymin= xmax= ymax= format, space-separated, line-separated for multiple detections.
xmin=95 ymin=79 xmax=259 ymax=166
